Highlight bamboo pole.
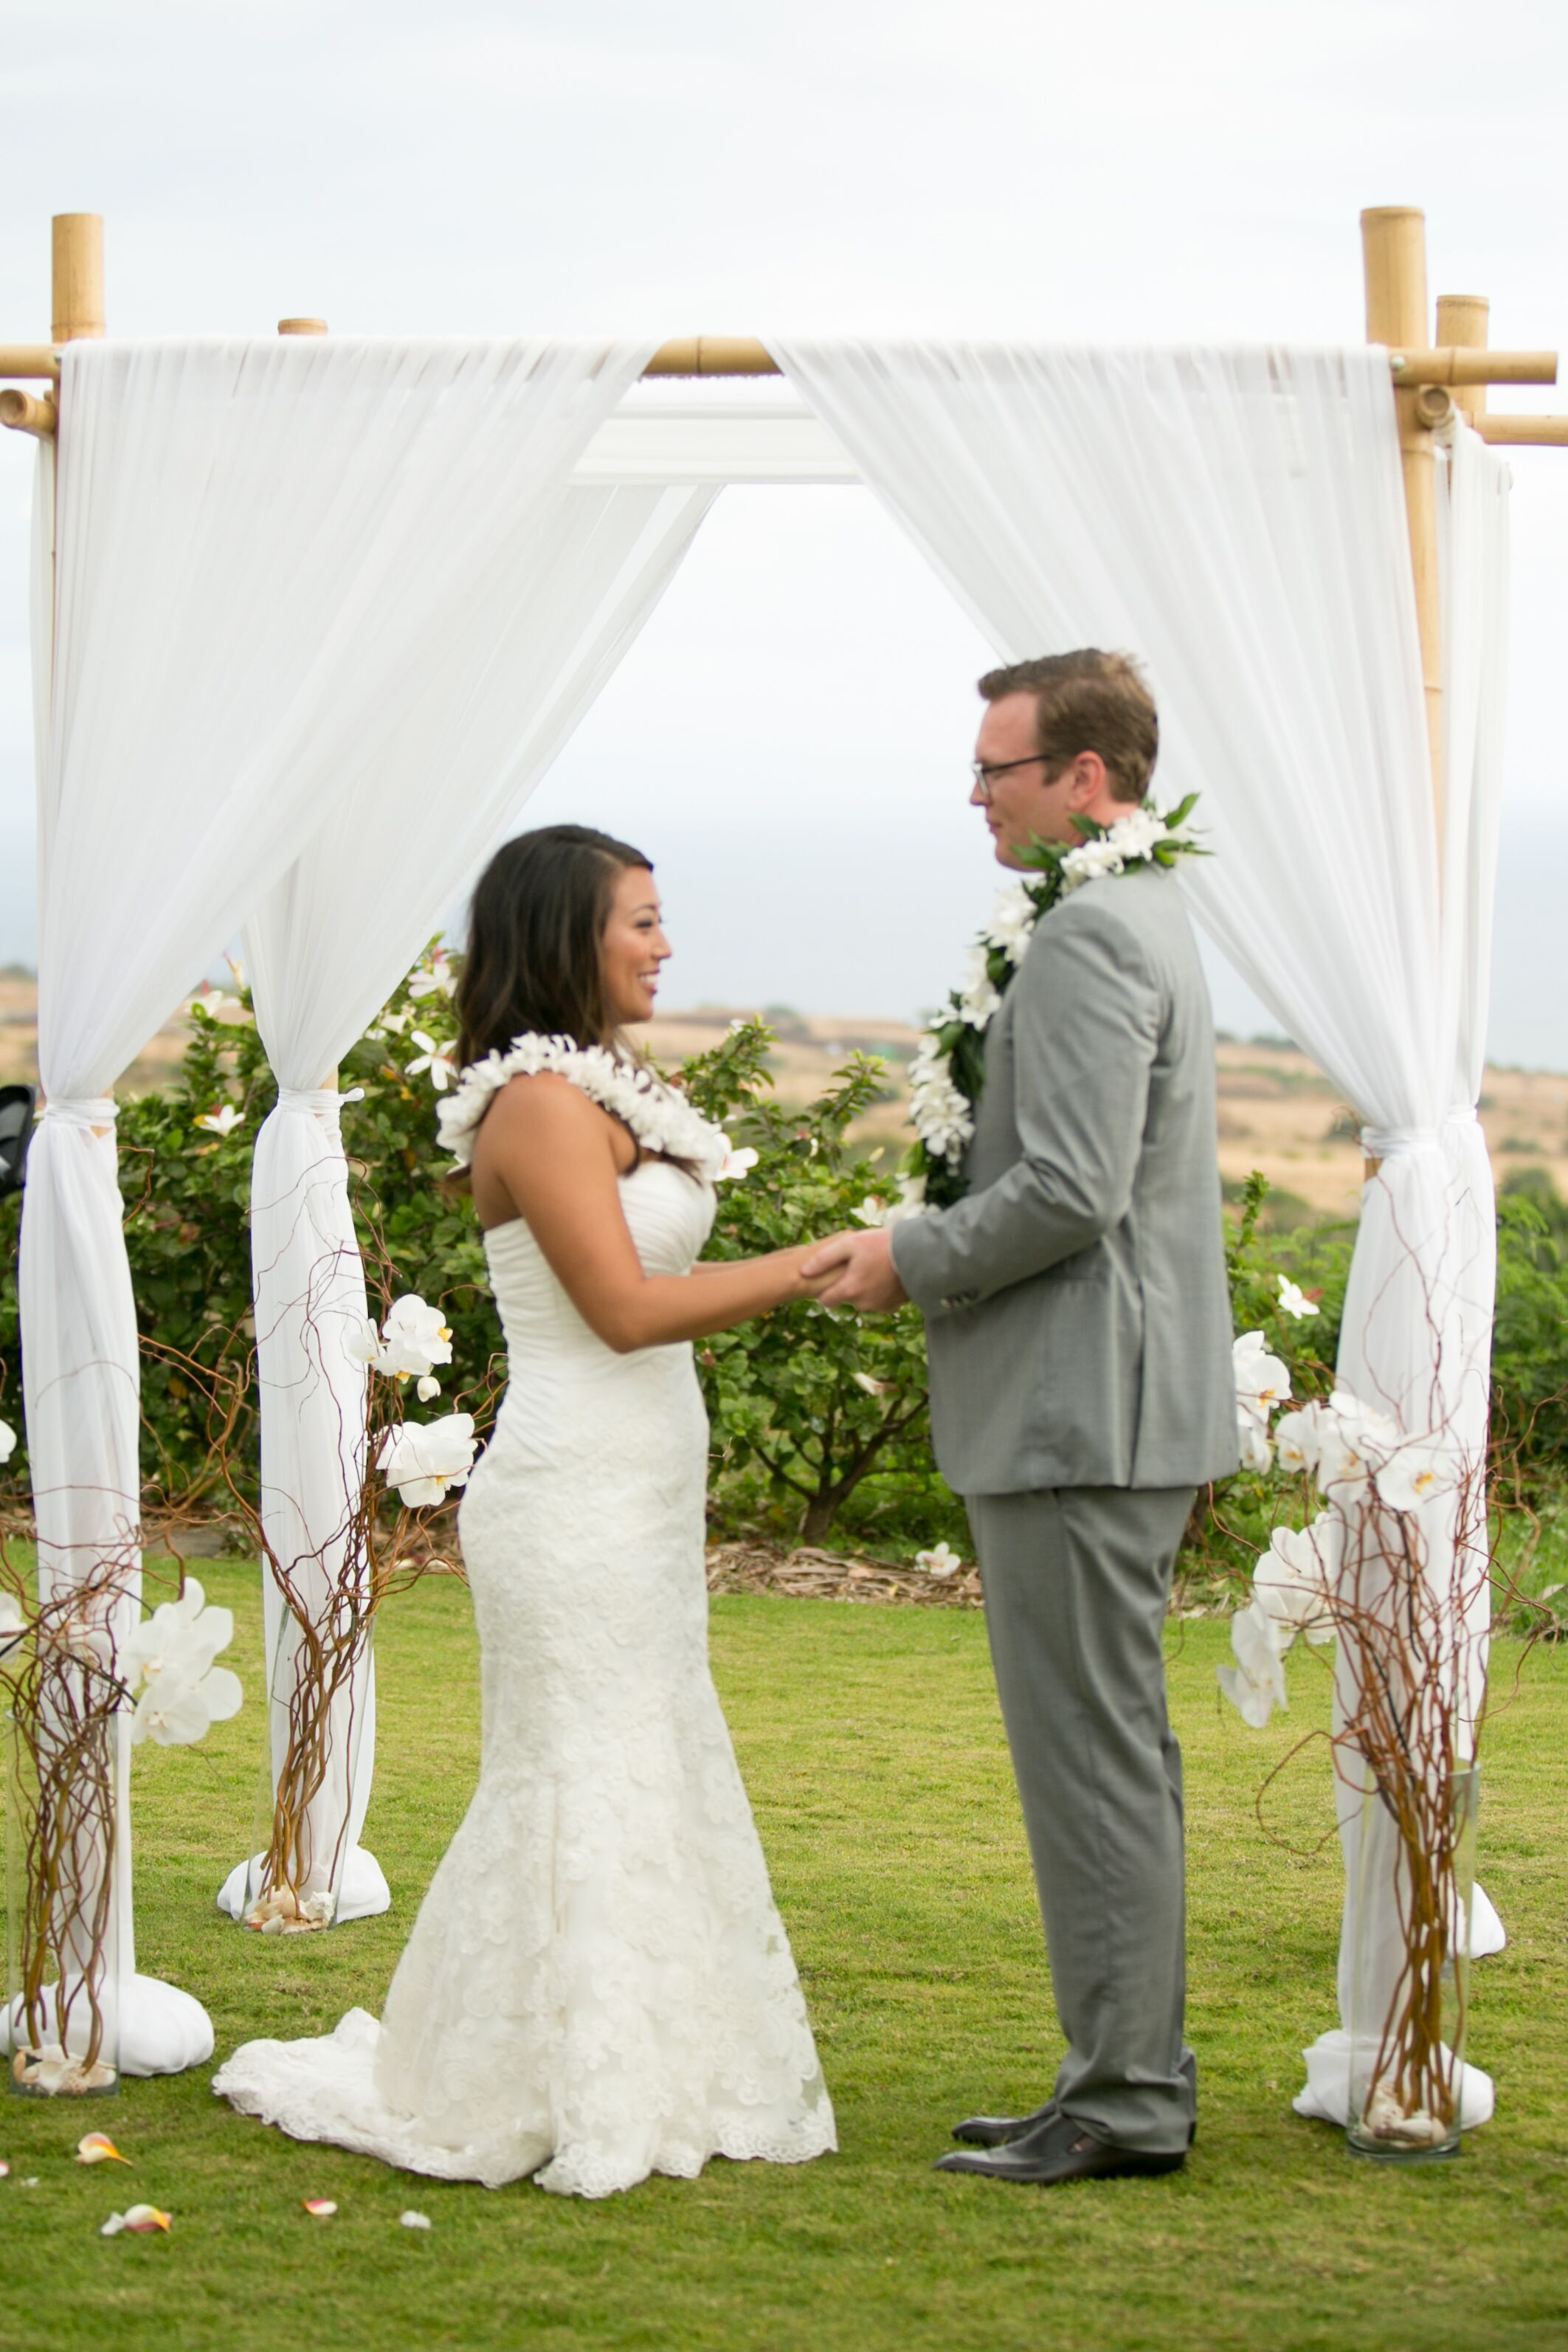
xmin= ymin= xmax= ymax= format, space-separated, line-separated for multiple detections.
xmin=52 ymin=215 xmax=103 ymax=343
xmin=278 ymin=317 xmax=328 ymax=336
xmin=0 ymin=387 xmax=55 ymax=438
xmin=1362 ymin=207 xmax=1443 ymax=829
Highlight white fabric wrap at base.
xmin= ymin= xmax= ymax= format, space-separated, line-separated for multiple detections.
xmin=762 ymin=342 xmax=1511 ymax=2125
xmin=13 ymin=1100 xmax=213 ymax=2075
xmin=216 ymin=1084 xmax=385 ymax=1926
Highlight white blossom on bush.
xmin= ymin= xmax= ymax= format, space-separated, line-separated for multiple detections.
xmin=715 ymin=1142 xmax=759 ymax=1182
xmin=377 ymin=1413 xmax=477 ymax=1508
xmin=122 ymin=1578 xmax=244 ymax=1749
xmin=407 ymin=948 xmax=457 ymax=1001
xmin=405 ymin=1032 xmax=457 ymax=1091
xmin=194 ymin=1104 xmax=244 ymax=1138
xmin=1277 ymin=1275 xmax=1320 ymax=1321
xmin=0 ymin=1415 xmax=15 ymax=1463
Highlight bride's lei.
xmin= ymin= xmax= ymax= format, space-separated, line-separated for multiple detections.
xmin=899 ymin=794 xmax=1204 ymax=1213
xmin=437 ymin=1032 xmax=731 ymax=1179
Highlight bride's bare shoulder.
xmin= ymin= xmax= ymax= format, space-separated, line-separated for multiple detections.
xmin=472 ymin=1069 xmax=633 ymax=1173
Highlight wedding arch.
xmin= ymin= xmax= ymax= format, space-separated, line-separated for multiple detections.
xmin=1 ymin=210 xmax=1562 ymax=2110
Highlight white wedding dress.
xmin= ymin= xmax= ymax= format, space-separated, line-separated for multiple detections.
xmin=213 ymin=1158 xmax=835 ymax=2196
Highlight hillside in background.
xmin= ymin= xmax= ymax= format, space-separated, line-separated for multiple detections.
xmin=5 ymin=973 xmax=1567 ymax=1225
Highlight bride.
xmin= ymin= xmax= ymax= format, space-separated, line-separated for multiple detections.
xmin=214 ymin=824 xmax=837 ymax=2198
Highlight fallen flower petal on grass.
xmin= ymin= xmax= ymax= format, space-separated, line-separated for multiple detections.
xmin=77 ymin=2132 xmax=131 ymax=2166
xmin=0 ymin=2159 xmax=9 ymax=2178
xmin=303 ymin=2198 xmax=338 ymax=2217
xmin=102 ymin=2204 xmax=170 ymax=2235
xmin=399 ymin=2210 xmax=432 ymax=2229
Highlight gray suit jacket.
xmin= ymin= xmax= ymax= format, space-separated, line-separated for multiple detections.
xmin=890 ymin=863 xmax=1237 ymax=1497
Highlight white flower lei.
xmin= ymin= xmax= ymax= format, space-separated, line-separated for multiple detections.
xmin=436 ymin=1033 xmax=731 ymax=1179
xmin=899 ymin=796 xmax=1204 ymax=1214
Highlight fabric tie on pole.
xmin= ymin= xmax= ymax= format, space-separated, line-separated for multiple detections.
xmin=38 ymin=1096 xmax=118 ymax=1128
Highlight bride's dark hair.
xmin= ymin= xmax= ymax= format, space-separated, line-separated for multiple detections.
xmin=455 ymin=824 xmax=654 ymax=1067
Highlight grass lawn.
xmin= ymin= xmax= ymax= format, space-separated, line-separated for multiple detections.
xmin=3 ymin=1559 xmax=1566 ymax=2352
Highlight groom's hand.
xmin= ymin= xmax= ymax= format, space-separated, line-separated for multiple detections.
xmin=801 ymin=1227 xmax=908 ymax=1311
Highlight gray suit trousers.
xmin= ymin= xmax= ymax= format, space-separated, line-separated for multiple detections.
xmin=967 ymin=1483 xmax=1196 ymax=2154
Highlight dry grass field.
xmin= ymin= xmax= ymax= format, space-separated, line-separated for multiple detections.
xmin=5 ymin=970 xmax=1568 ymax=1221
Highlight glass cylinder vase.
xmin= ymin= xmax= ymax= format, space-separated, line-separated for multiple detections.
xmin=1345 ymin=1762 xmax=1478 ymax=2162
xmin=4 ymin=1690 xmax=121 ymax=2100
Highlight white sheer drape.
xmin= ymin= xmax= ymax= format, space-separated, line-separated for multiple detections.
xmin=767 ymin=338 xmax=1510 ymax=2120
xmin=18 ymin=333 xmax=663 ymax=2066
xmin=221 ymin=482 xmax=714 ymax=1925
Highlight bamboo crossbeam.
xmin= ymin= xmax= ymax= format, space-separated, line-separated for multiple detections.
xmin=643 ymin=337 xmax=781 ymax=379
xmin=0 ymin=346 xmax=61 ymax=381
xmin=1474 ymin=415 xmax=1568 ymax=446
xmin=1388 ymin=346 xmax=1555 ymax=386
xmin=0 ymin=387 xmax=55 ymax=437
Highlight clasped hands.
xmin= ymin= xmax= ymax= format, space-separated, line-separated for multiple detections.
xmin=799 ymin=1225 xmax=908 ymax=1313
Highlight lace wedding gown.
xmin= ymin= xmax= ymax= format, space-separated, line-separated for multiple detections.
xmin=213 ymin=1158 xmax=835 ymax=2196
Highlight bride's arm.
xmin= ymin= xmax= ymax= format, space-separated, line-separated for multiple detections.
xmin=472 ymin=1073 xmax=826 ymax=1353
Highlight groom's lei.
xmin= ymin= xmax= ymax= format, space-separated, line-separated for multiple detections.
xmin=897 ymin=794 xmax=1204 ymax=1213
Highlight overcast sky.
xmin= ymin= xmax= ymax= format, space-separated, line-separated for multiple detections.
xmin=2 ymin=1 xmax=1566 ymax=1056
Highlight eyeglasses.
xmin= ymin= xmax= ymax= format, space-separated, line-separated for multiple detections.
xmin=970 ymin=753 xmax=1049 ymax=805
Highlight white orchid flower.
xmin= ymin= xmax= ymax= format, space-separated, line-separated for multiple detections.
xmin=1216 ymin=1599 xmax=1289 ymax=1728
xmin=122 ymin=1578 xmax=244 ymax=1748
xmin=405 ymin=1033 xmax=457 ymax=1091
xmin=345 ymin=1317 xmax=383 ymax=1368
xmin=1253 ymin=1516 xmax=1340 ymax=1645
xmin=0 ymin=1415 xmax=15 ymax=1464
xmin=1233 ymin=1330 xmax=1292 ymax=1415
xmin=122 ymin=1577 xmax=234 ymax=1687
xmin=377 ymin=1412 xmax=477 ymax=1508
xmin=715 ymin=1142 xmax=759 ymax=1182
xmin=1372 ymin=1432 xmax=1461 ymax=1514
xmin=1235 ymin=1408 xmax=1273 ymax=1475
xmin=914 ymin=1542 xmax=962 ymax=1580
xmin=132 ymin=1669 xmax=244 ymax=1747
xmin=378 ymin=1296 xmax=455 ymax=1381
xmin=194 ymin=1103 xmax=244 ymax=1137
xmin=416 ymin=1374 xmax=442 ymax=1402
xmin=1277 ymin=1275 xmax=1320 ymax=1321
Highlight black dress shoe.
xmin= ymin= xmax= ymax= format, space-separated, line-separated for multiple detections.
xmin=935 ymin=2109 xmax=1187 ymax=2184
xmin=953 ymin=2101 xmax=1196 ymax=2152
xmin=952 ymin=2099 xmax=1058 ymax=2148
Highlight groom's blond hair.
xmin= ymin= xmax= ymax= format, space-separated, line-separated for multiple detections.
xmin=978 ymin=650 xmax=1158 ymax=804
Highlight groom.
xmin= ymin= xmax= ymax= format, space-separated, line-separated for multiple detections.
xmin=804 ymin=651 xmax=1237 ymax=2184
